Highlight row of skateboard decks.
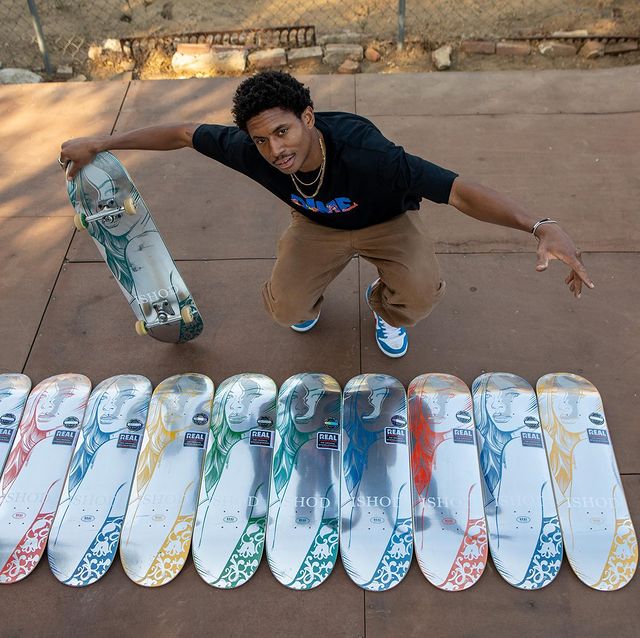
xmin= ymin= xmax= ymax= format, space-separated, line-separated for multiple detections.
xmin=0 ymin=371 xmax=636 ymax=592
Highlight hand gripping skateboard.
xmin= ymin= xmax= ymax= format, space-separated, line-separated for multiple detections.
xmin=66 ymin=152 xmax=203 ymax=343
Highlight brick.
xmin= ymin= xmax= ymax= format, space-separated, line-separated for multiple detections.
xmin=538 ymin=41 xmax=577 ymax=57
xmin=171 ymin=47 xmax=247 ymax=76
xmin=604 ymin=41 xmax=639 ymax=55
xmin=337 ymin=59 xmax=359 ymax=74
xmin=248 ymin=48 xmax=287 ymax=69
xmin=365 ymin=47 xmax=381 ymax=62
xmin=176 ymin=43 xmax=211 ymax=56
xmin=318 ymin=32 xmax=366 ymax=45
xmin=461 ymin=40 xmax=496 ymax=54
xmin=579 ymin=40 xmax=605 ymax=59
xmin=287 ymin=46 xmax=323 ymax=65
xmin=432 ymin=45 xmax=452 ymax=71
xmin=323 ymin=44 xmax=364 ymax=65
xmin=496 ymin=41 xmax=531 ymax=56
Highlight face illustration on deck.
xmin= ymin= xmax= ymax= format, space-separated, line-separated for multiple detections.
xmin=552 ymin=376 xmax=584 ymax=424
xmin=482 ymin=376 xmax=531 ymax=430
xmin=224 ymin=378 xmax=263 ymax=432
xmin=37 ymin=385 xmax=70 ymax=427
xmin=424 ymin=390 xmax=456 ymax=425
xmin=98 ymin=383 xmax=138 ymax=431
xmin=292 ymin=380 xmax=326 ymax=429
xmin=0 ymin=377 xmax=20 ymax=400
xmin=362 ymin=387 xmax=390 ymax=421
xmin=81 ymin=166 xmax=129 ymax=237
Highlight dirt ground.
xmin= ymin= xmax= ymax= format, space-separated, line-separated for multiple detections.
xmin=112 ymin=39 xmax=640 ymax=82
xmin=6 ymin=0 xmax=640 ymax=78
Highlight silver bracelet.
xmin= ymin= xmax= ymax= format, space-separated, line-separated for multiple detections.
xmin=531 ymin=218 xmax=558 ymax=238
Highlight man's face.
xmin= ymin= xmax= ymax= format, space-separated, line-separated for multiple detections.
xmin=246 ymin=106 xmax=315 ymax=174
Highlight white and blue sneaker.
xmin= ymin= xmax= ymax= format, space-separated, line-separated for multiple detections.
xmin=366 ymin=280 xmax=408 ymax=358
xmin=291 ymin=311 xmax=320 ymax=333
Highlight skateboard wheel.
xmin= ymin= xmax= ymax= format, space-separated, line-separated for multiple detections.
xmin=181 ymin=306 xmax=194 ymax=324
xmin=123 ymin=197 xmax=137 ymax=216
xmin=135 ymin=320 xmax=148 ymax=336
xmin=74 ymin=213 xmax=88 ymax=231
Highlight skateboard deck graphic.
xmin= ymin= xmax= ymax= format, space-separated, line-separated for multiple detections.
xmin=193 ymin=374 xmax=277 ymax=588
xmin=408 ymin=374 xmax=487 ymax=590
xmin=120 ymin=373 xmax=213 ymax=587
xmin=472 ymin=373 xmax=562 ymax=590
xmin=0 ymin=374 xmax=31 ymax=476
xmin=47 ymin=375 xmax=152 ymax=586
xmin=340 ymin=374 xmax=413 ymax=591
xmin=266 ymin=373 xmax=341 ymax=589
xmin=537 ymin=373 xmax=637 ymax=590
xmin=67 ymin=151 xmax=203 ymax=343
xmin=0 ymin=373 xmax=91 ymax=584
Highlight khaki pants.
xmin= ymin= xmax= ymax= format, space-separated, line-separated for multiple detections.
xmin=262 ymin=210 xmax=445 ymax=328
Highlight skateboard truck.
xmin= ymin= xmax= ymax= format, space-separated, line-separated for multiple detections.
xmin=135 ymin=301 xmax=196 ymax=336
xmin=74 ymin=196 xmax=137 ymax=230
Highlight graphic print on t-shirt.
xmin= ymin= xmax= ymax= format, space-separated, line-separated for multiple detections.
xmin=290 ymin=195 xmax=359 ymax=215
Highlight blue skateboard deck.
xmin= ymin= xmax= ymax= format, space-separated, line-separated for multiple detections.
xmin=48 ymin=375 xmax=152 ymax=586
xmin=340 ymin=374 xmax=413 ymax=591
xmin=473 ymin=372 xmax=562 ymax=590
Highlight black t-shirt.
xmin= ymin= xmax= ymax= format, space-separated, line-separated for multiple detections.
xmin=192 ymin=111 xmax=458 ymax=230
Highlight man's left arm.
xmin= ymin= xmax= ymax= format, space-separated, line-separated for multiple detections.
xmin=448 ymin=177 xmax=594 ymax=298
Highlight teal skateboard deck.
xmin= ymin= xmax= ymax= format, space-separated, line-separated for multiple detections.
xmin=120 ymin=373 xmax=213 ymax=586
xmin=47 ymin=375 xmax=152 ymax=586
xmin=193 ymin=373 xmax=276 ymax=588
xmin=67 ymin=151 xmax=203 ymax=343
xmin=0 ymin=374 xmax=91 ymax=584
xmin=473 ymin=372 xmax=562 ymax=589
xmin=408 ymin=374 xmax=487 ymax=590
xmin=340 ymin=374 xmax=413 ymax=591
xmin=537 ymin=373 xmax=637 ymax=590
xmin=266 ymin=373 xmax=341 ymax=589
xmin=0 ymin=374 xmax=31 ymax=476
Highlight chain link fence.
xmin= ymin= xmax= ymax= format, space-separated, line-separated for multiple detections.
xmin=2 ymin=0 xmax=639 ymax=72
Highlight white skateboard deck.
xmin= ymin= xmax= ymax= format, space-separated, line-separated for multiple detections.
xmin=340 ymin=374 xmax=413 ymax=591
xmin=472 ymin=372 xmax=562 ymax=589
xmin=266 ymin=373 xmax=341 ymax=589
xmin=193 ymin=373 xmax=276 ymax=588
xmin=120 ymin=373 xmax=213 ymax=586
xmin=0 ymin=373 xmax=91 ymax=584
xmin=537 ymin=373 xmax=637 ymax=590
xmin=47 ymin=375 xmax=152 ymax=586
xmin=0 ymin=374 xmax=31 ymax=476
xmin=408 ymin=374 xmax=487 ymax=590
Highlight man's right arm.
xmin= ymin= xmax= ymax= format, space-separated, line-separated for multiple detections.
xmin=60 ymin=123 xmax=200 ymax=179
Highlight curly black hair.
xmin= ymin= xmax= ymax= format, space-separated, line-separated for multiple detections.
xmin=232 ymin=71 xmax=313 ymax=131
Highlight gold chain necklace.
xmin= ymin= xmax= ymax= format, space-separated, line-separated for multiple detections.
xmin=291 ymin=132 xmax=326 ymax=199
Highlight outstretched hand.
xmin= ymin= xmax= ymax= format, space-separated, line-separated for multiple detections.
xmin=534 ymin=223 xmax=594 ymax=298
